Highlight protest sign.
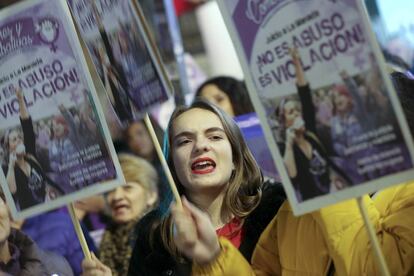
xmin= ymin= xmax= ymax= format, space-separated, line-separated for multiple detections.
xmin=68 ymin=0 xmax=171 ymax=125
xmin=0 ymin=0 xmax=124 ymax=219
xmin=139 ymin=0 xmax=175 ymax=69
xmin=72 ymin=0 xmax=182 ymax=208
xmin=217 ymin=0 xmax=414 ymax=215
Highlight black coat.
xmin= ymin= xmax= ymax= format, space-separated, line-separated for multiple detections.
xmin=127 ymin=180 xmax=286 ymax=276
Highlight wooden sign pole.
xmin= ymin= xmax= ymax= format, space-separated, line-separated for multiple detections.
xmin=357 ymin=197 xmax=390 ymax=276
xmin=143 ymin=114 xmax=182 ymax=208
xmin=68 ymin=203 xmax=92 ymax=260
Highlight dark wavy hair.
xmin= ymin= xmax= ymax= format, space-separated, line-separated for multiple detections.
xmin=195 ymin=76 xmax=255 ymax=116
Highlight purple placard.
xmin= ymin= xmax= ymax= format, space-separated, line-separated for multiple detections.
xmin=68 ymin=0 xmax=170 ymax=125
xmin=218 ymin=0 xmax=414 ymax=214
xmin=0 ymin=0 xmax=123 ymax=219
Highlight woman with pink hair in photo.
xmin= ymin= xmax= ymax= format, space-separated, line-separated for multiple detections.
xmin=48 ymin=113 xmax=76 ymax=174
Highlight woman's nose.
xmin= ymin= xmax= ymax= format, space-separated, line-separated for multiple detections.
xmin=111 ymin=187 xmax=124 ymax=200
xmin=194 ymin=137 xmax=211 ymax=153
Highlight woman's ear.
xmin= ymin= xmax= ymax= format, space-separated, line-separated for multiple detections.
xmin=146 ymin=190 xmax=158 ymax=209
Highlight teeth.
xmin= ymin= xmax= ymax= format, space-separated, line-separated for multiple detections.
xmin=192 ymin=160 xmax=214 ymax=169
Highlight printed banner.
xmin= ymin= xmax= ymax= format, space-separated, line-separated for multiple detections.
xmin=0 ymin=0 xmax=123 ymax=219
xmin=68 ymin=0 xmax=171 ymax=126
xmin=218 ymin=0 xmax=414 ymax=214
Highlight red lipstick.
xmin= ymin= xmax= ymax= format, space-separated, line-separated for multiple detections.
xmin=191 ymin=157 xmax=216 ymax=175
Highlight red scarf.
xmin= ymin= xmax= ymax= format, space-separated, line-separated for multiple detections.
xmin=216 ymin=217 xmax=244 ymax=248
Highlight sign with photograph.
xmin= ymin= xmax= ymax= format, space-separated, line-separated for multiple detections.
xmin=0 ymin=0 xmax=124 ymax=219
xmin=218 ymin=0 xmax=414 ymax=214
xmin=68 ymin=0 xmax=171 ymax=125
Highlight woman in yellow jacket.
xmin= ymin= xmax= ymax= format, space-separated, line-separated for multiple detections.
xmin=172 ymin=181 xmax=414 ymax=275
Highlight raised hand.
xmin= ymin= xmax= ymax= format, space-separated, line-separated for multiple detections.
xmin=8 ymin=152 xmax=17 ymax=168
xmin=15 ymin=88 xmax=23 ymax=101
xmin=285 ymin=126 xmax=297 ymax=147
xmin=15 ymin=88 xmax=29 ymax=119
xmin=289 ymin=48 xmax=307 ymax=86
xmin=171 ymin=197 xmax=221 ymax=265
xmin=289 ymin=47 xmax=300 ymax=65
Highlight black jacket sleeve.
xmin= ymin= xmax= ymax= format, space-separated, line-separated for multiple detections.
xmin=21 ymin=117 xmax=36 ymax=157
xmin=297 ymin=84 xmax=317 ymax=134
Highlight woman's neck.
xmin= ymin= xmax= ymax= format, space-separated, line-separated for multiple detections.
xmin=187 ymin=187 xmax=232 ymax=229
xmin=0 ymin=240 xmax=11 ymax=264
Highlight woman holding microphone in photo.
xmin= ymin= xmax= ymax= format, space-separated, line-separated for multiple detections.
xmin=277 ymin=48 xmax=351 ymax=201
xmin=3 ymin=89 xmax=63 ymax=210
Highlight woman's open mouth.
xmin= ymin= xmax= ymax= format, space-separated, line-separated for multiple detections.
xmin=112 ymin=203 xmax=129 ymax=214
xmin=191 ymin=157 xmax=216 ymax=174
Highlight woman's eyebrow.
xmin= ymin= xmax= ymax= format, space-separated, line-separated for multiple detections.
xmin=205 ymin=127 xmax=225 ymax=134
xmin=173 ymin=131 xmax=195 ymax=142
xmin=173 ymin=127 xmax=225 ymax=141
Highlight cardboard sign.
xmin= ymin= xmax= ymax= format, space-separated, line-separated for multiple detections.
xmin=0 ymin=0 xmax=124 ymax=219
xmin=68 ymin=0 xmax=171 ymax=125
xmin=218 ymin=0 xmax=414 ymax=214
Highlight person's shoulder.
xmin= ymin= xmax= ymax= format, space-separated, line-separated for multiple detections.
xmin=244 ymin=179 xmax=286 ymax=235
xmin=129 ymin=210 xmax=180 ymax=275
xmin=131 ymin=210 xmax=164 ymax=258
xmin=39 ymin=249 xmax=74 ymax=276
xmin=134 ymin=210 xmax=161 ymax=237
xmin=239 ymin=179 xmax=286 ymax=260
xmin=257 ymin=179 xmax=286 ymax=217
xmin=10 ymin=229 xmax=74 ymax=276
